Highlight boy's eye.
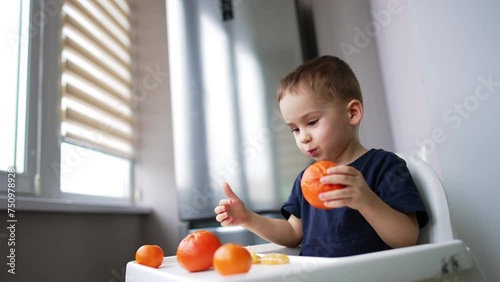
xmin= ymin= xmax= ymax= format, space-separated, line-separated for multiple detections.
xmin=308 ymin=120 xmax=318 ymax=126
xmin=291 ymin=128 xmax=299 ymax=134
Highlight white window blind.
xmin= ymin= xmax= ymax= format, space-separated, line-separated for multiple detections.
xmin=60 ymin=0 xmax=133 ymax=159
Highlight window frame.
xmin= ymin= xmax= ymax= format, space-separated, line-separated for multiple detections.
xmin=0 ymin=0 xmax=38 ymax=195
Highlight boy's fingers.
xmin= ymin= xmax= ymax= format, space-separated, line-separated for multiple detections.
xmin=218 ymin=199 xmax=232 ymax=206
xmin=319 ymin=187 xmax=351 ymax=201
xmin=324 ymin=199 xmax=348 ymax=209
xmin=216 ymin=212 xmax=229 ymax=223
xmin=215 ymin=212 xmax=233 ymax=226
xmin=214 ymin=206 xmax=225 ymax=214
xmin=326 ymin=165 xmax=358 ymax=175
xmin=220 ymin=217 xmax=233 ymax=227
xmin=321 ymin=173 xmax=352 ymax=186
xmin=223 ymin=182 xmax=239 ymax=199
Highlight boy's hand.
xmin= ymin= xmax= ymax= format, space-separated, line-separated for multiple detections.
xmin=214 ymin=182 xmax=249 ymax=227
xmin=319 ymin=165 xmax=377 ymax=211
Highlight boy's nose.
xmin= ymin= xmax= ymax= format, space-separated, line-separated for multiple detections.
xmin=301 ymin=133 xmax=312 ymax=144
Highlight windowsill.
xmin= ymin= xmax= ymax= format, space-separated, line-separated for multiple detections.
xmin=0 ymin=195 xmax=152 ymax=214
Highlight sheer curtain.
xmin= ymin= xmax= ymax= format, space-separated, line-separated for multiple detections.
xmin=167 ymin=0 xmax=310 ymax=221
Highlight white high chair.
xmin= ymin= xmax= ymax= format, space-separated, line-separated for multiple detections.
xmin=125 ymin=155 xmax=484 ymax=282
xmin=402 ymin=153 xmax=454 ymax=245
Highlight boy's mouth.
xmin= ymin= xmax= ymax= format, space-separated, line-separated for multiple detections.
xmin=307 ymin=148 xmax=318 ymax=157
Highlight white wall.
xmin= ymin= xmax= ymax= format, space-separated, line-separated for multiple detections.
xmin=309 ymin=0 xmax=394 ymax=151
xmin=408 ymin=1 xmax=500 ymax=280
xmin=310 ymin=0 xmax=499 ymax=280
xmin=371 ymin=0 xmax=499 ymax=280
xmin=132 ymin=0 xmax=181 ymax=255
xmin=367 ymin=0 xmax=440 ymax=171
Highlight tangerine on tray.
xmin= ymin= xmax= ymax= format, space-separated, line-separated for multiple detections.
xmin=177 ymin=230 xmax=222 ymax=272
xmin=135 ymin=245 xmax=164 ymax=268
xmin=301 ymin=160 xmax=345 ymax=209
xmin=213 ymin=243 xmax=252 ymax=275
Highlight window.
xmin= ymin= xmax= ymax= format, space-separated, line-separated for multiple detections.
xmin=1 ymin=0 xmax=136 ymax=206
xmin=0 ymin=0 xmax=32 ymax=193
xmin=59 ymin=0 xmax=134 ymax=199
xmin=167 ymin=0 xmax=310 ymax=220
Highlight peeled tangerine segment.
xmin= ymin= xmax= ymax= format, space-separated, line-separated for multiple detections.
xmin=260 ymin=253 xmax=290 ymax=265
xmin=246 ymin=246 xmax=261 ymax=264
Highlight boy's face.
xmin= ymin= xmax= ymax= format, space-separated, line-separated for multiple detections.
xmin=279 ymin=92 xmax=356 ymax=163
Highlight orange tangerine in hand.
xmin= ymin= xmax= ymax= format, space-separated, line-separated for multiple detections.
xmin=213 ymin=243 xmax=252 ymax=275
xmin=135 ymin=245 xmax=164 ymax=268
xmin=301 ymin=161 xmax=345 ymax=209
xmin=177 ymin=230 xmax=222 ymax=272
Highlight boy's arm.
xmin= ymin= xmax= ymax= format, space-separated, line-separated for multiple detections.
xmin=215 ymin=183 xmax=303 ymax=248
xmin=243 ymin=212 xmax=303 ymax=248
xmin=320 ymin=166 xmax=419 ymax=248
xmin=358 ymin=198 xmax=419 ymax=248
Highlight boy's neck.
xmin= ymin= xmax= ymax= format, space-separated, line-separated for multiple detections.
xmin=336 ymin=141 xmax=368 ymax=166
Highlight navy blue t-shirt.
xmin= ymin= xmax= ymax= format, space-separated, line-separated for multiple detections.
xmin=281 ymin=149 xmax=429 ymax=257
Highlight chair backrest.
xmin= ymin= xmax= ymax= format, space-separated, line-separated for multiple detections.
xmin=397 ymin=154 xmax=455 ymax=244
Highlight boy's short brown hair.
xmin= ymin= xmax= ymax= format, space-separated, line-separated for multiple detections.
xmin=277 ymin=55 xmax=363 ymax=105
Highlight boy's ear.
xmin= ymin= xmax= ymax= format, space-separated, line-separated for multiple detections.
xmin=346 ymin=99 xmax=363 ymax=125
